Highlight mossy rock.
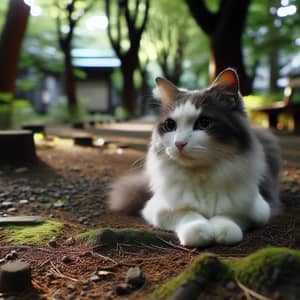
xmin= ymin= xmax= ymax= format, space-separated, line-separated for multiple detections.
xmin=76 ymin=227 xmax=176 ymax=247
xmin=155 ymin=247 xmax=300 ymax=299
xmin=2 ymin=221 xmax=64 ymax=244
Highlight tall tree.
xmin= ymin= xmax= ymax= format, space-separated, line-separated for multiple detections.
xmin=105 ymin=0 xmax=150 ymax=115
xmin=55 ymin=0 xmax=94 ymax=113
xmin=186 ymin=0 xmax=252 ymax=95
xmin=0 ymin=0 xmax=30 ymax=95
xmin=150 ymin=19 xmax=187 ymax=86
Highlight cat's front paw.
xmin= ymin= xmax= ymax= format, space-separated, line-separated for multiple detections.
xmin=176 ymin=220 xmax=214 ymax=247
xmin=210 ymin=216 xmax=243 ymax=245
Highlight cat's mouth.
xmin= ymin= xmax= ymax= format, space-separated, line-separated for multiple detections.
xmin=178 ymin=151 xmax=194 ymax=161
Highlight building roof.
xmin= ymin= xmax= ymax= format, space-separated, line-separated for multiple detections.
xmin=72 ymin=48 xmax=120 ymax=69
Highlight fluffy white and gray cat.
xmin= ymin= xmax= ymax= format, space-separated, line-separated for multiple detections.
xmin=108 ymin=68 xmax=281 ymax=247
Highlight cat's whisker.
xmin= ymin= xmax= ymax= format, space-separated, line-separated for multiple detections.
xmin=131 ymin=156 xmax=146 ymax=168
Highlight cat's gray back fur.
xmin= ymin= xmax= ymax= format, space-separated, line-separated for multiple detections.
xmin=253 ymin=127 xmax=281 ymax=214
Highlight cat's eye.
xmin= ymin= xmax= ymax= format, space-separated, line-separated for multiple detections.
xmin=194 ymin=116 xmax=212 ymax=130
xmin=163 ymin=118 xmax=177 ymax=132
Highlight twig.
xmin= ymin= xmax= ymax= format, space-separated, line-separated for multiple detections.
xmin=50 ymin=261 xmax=79 ymax=282
xmin=40 ymin=258 xmax=51 ymax=267
xmin=235 ymin=277 xmax=272 ymax=300
xmin=157 ymin=238 xmax=199 ymax=253
xmin=91 ymin=250 xmax=118 ymax=265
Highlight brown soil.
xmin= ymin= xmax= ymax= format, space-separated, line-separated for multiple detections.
xmin=0 ymin=130 xmax=300 ymax=299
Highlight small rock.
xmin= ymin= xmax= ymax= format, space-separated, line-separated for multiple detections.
xmin=62 ymin=256 xmax=72 ymax=264
xmin=5 ymin=250 xmax=18 ymax=261
xmin=5 ymin=254 xmax=16 ymax=261
xmin=48 ymin=240 xmax=57 ymax=248
xmin=65 ymin=237 xmax=75 ymax=246
xmin=66 ymin=283 xmax=76 ymax=291
xmin=7 ymin=207 xmax=17 ymax=213
xmin=226 ymin=281 xmax=236 ymax=290
xmin=14 ymin=167 xmax=29 ymax=174
xmin=19 ymin=199 xmax=29 ymax=204
xmin=53 ymin=201 xmax=65 ymax=209
xmin=90 ymin=274 xmax=100 ymax=282
xmin=126 ymin=266 xmax=145 ymax=288
xmin=112 ymin=283 xmax=131 ymax=295
xmin=1 ymin=201 xmax=13 ymax=208
xmin=14 ymin=178 xmax=29 ymax=184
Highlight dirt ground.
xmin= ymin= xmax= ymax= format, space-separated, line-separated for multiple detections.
xmin=1 ymin=128 xmax=300 ymax=300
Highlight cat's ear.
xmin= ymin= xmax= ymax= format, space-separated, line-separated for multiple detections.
xmin=210 ymin=68 xmax=239 ymax=94
xmin=154 ymin=77 xmax=179 ymax=109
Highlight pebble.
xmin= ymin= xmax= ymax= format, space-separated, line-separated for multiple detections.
xmin=126 ymin=266 xmax=145 ymax=288
xmin=7 ymin=207 xmax=17 ymax=213
xmin=112 ymin=283 xmax=131 ymax=295
xmin=53 ymin=201 xmax=65 ymax=208
xmin=19 ymin=199 xmax=29 ymax=204
xmin=90 ymin=274 xmax=100 ymax=282
xmin=5 ymin=251 xmax=17 ymax=261
xmin=1 ymin=201 xmax=13 ymax=208
xmin=65 ymin=237 xmax=75 ymax=246
xmin=226 ymin=281 xmax=236 ymax=290
xmin=62 ymin=256 xmax=72 ymax=264
xmin=13 ymin=178 xmax=29 ymax=184
xmin=14 ymin=168 xmax=29 ymax=174
xmin=48 ymin=240 xmax=57 ymax=248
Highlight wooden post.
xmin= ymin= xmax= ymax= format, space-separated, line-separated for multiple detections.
xmin=0 ymin=130 xmax=37 ymax=164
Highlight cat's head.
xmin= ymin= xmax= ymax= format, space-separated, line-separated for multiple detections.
xmin=152 ymin=68 xmax=252 ymax=168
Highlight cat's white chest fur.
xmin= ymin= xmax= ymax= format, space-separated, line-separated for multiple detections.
xmin=142 ymin=143 xmax=271 ymax=247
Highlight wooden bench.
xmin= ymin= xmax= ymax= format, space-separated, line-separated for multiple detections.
xmin=252 ymin=77 xmax=300 ymax=132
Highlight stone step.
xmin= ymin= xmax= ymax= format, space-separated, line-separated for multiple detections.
xmin=0 ymin=216 xmax=45 ymax=225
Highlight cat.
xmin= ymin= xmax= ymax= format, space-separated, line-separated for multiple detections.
xmin=108 ymin=68 xmax=281 ymax=247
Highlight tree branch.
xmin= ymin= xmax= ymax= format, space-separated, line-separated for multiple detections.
xmin=185 ymin=0 xmax=217 ymax=35
xmin=138 ymin=0 xmax=150 ymax=36
xmin=105 ymin=0 xmax=122 ymax=58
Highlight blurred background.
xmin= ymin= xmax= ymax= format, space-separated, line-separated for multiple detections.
xmin=0 ymin=0 xmax=299 ymax=129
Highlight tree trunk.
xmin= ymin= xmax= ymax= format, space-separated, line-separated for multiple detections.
xmin=0 ymin=0 xmax=30 ymax=95
xmin=64 ymin=47 xmax=77 ymax=113
xmin=121 ymin=62 xmax=136 ymax=115
xmin=140 ymin=69 xmax=149 ymax=115
xmin=210 ymin=35 xmax=251 ymax=95
xmin=186 ymin=0 xmax=251 ymax=95
xmin=269 ymin=46 xmax=279 ymax=92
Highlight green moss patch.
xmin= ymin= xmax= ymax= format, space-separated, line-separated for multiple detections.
xmin=2 ymin=220 xmax=64 ymax=244
xmin=155 ymin=247 xmax=300 ymax=299
xmin=76 ymin=227 xmax=176 ymax=247
xmin=230 ymin=247 xmax=300 ymax=292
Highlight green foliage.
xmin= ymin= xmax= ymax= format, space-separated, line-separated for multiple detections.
xmin=74 ymin=68 xmax=87 ymax=80
xmin=114 ymin=106 xmax=130 ymax=120
xmin=244 ymin=93 xmax=283 ymax=110
xmin=48 ymin=98 xmax=88 ymax=123
xmin=0 ymin=92 xmax=13 ymax=104
xmin=142 ymin=0 xmax=209 ymax=88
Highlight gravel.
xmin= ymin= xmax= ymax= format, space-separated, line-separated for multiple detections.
xmin=0 ymin=173 xmax=108 ymax=225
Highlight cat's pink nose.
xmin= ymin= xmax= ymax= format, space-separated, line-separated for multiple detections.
xmin=175 ymin=141 xmax=187 ymax=151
